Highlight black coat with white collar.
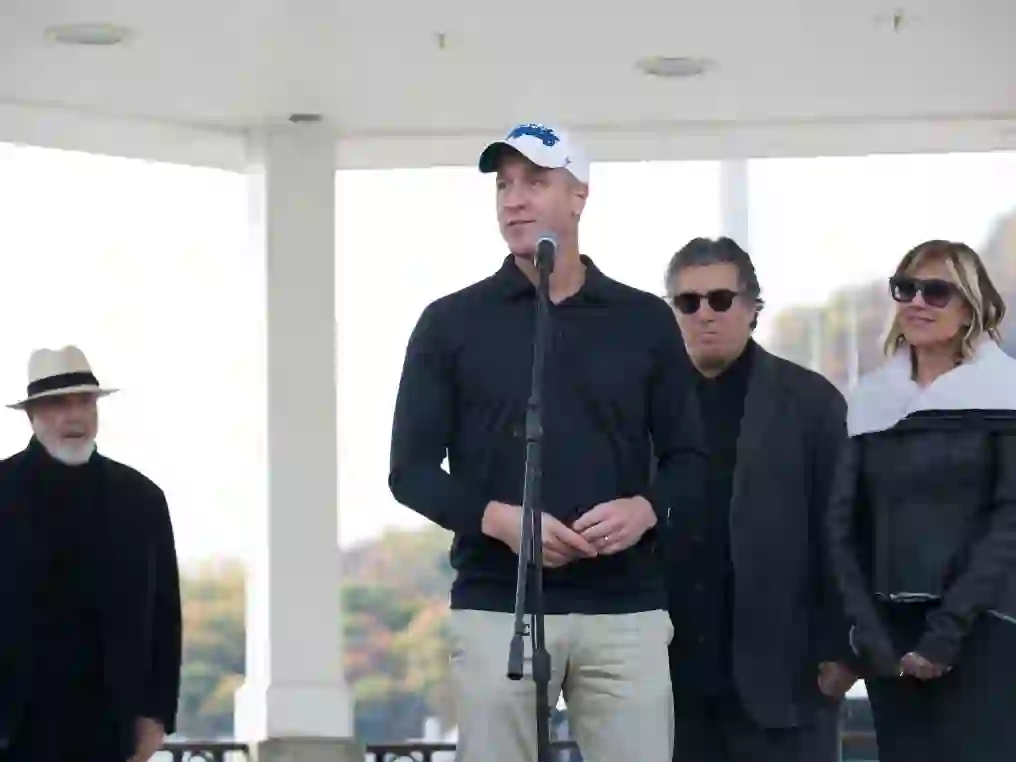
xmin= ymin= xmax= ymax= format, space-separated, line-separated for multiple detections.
xmin=827 ymin=409 xmax=1016 ymax=674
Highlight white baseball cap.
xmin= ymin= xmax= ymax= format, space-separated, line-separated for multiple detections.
xmin=478 ymin=122 xmax=590 ymax=185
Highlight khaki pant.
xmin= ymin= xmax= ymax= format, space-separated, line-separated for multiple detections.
xmin=448 ymin=608 xmax=674 ymax=762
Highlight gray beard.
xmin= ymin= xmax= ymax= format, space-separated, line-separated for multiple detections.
xmin=38 ymin=436 xmax=96 ymax=466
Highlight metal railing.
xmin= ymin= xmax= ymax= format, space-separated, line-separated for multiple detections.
xmin=365 ymin=740 xmax=580 ymax=761
xmin=164 ymin=733 xmax=879 ymax=761
xmin=160 ymin=740 xmax=581 ymax=761
xmin=159 ymin=742 xmax=250 ymax=761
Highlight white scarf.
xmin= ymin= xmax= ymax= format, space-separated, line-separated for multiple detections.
xmin=847 ymin=339 xmax=1016 ymax=437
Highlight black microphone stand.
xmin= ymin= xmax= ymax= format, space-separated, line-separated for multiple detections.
xmin=507 ymin=238 xmax=555 ymax=762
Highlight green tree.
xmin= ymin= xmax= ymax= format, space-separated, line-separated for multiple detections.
xmin=176 ymin=561 xmax=245 ymax=738
xmin=175 ymin=526 xmax=457 ymax=742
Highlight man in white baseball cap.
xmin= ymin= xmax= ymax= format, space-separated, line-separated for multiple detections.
xmin=474 ymin=121 xmax=592 ymax=300
xmin=0 ymin=345 xmax=181 ymax=762
xmin=478 ymin=122 xmax=591 ymax=185
xmin=391 ymin=123 xmax=705 ymax=762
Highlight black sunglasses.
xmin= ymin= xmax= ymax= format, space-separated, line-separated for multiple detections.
xmin=671 ymin=289 xmax=740 ymax=315
xmin=889 ymin=275 xmax=958 ymax=308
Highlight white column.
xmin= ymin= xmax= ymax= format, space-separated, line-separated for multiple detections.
xmin=719 ymin=159 xmax=750 ymax=248
xmin=234 ymin=122 xmax=354 ymax=743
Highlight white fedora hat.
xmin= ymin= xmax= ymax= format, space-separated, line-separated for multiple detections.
xmin=7 ymin=345 xmax=117 ymax=410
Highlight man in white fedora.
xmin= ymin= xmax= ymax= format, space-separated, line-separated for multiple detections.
xmin=0 ymin=346 xmax=182 ymax=762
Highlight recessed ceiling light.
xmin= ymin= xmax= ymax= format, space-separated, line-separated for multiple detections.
xmin=46 ymin=23 xmax=133 ymax=46
xmin=637 ymin=56 xmax=712 ymax=78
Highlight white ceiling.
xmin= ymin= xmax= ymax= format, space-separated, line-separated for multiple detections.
xmin=1 ymin=0 xmax=1015 ymax=169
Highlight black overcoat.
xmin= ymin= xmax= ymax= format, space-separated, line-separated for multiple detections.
xmin=0 ymin=439 xmax=182 ymax=760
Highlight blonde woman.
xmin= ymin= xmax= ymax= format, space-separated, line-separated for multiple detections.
xmin=827 ymin=240 xmax=1016 ymax=762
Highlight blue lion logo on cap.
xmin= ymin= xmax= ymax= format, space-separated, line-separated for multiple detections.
xmin=507 ymin=123 xmax=560 ymax=147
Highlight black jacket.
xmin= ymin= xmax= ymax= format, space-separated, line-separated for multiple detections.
xmin=664 ymin=347 xmax=852 ymax=728
xmin=827 ymin=410 xmax=1016 ymax=673
xmin=389 ymin=256 xmax=706 ymax=614
xmin=0 ymin=441 xmax=182 ymax=756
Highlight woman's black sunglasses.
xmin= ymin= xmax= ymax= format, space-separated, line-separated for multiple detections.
xmin=671 ymin=289 xmax=740 ymax=315
xmin=889 ymin=275 xmax=958 ymax=308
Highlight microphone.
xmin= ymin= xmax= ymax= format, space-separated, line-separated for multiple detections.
xmin=535 ymin=233 xmax=557 ymax=276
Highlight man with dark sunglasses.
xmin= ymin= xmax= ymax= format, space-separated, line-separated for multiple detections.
xmin=661 ymin=237 xmax=856 ymax=762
